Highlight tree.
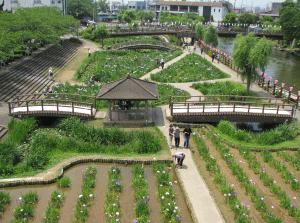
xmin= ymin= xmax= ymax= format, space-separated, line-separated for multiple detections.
xmin=250 ymin=37 xmax=274 ymax=75
xmin=97 ymin=0 xmax=108 ymax=12
xmin=238 ymin=13 xmax=259 ymax=24
xmin=93 ymin=24 xmax=109 ymax=48
xmin=221 ymin=12 xmax=237 ymax=23
xmin=67 ymin=0 xmax=94 ymax=19
xmin=233 ymin=33 xmax=273 ymax=94
xmin=195 ymin=23 xmax=206 ymax=41
xmin=279 ymin=0 xmax=300 ymax=45
xmin=204 ymin=24 xmax=218 ymax=46
xmin=261 ymin=15 xmax=273 ymax=23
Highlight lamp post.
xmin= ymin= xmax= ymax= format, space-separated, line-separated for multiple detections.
xmin=280 ymin=83 xmax=285 ymax=98
xmin=273 ymin=80 xmax=278 ymax=95
xmin=288 ymin=87 xmax=293 ymax=103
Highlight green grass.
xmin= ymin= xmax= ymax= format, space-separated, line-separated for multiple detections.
xmin=101 ymin=36 xmax=162 ymax=48
xmin=150 ymin=53 xmax=230 ymax=83
xmin=75 ymin=49 xmax=183 ymax=83
xmin=56 ymin=176 xmax=71 ymax=187
xmin=191 ymin=81 xmax=262 ymax=100
xmin=209 ymin=121 xmax=300 ymax=149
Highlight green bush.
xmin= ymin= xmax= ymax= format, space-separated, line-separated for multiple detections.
xmin=6 ymin=118 xmax=37 ymax=144
xmin=0 ymin=140 xmax=22 ymax=166
xmin=217 ymin=121 xmax=296 ymax=145
xmin=136 ymin=131 xmax=162 ymax=154
xmin=26 ymin=146 xmax=49 ymax=170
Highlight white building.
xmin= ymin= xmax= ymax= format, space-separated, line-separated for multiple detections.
xmin=156 ymin=1 xmax=232 ymax=22
xmin=2 ymin=0 xmax=64 ymax=12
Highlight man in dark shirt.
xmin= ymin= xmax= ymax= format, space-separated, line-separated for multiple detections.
xmin=183 ymin=125 xmax=192 ymax=148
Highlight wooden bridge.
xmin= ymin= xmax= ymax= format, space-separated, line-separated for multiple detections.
xmin=108 ymin=26 xmax=284 ymax=40
xmin=8 ymin=93 xmax=97 ymax=118
xmin=111 ymin=40 xmax=180 ymax=51
xmin=167 ymin=95 xmax=296 ymax=124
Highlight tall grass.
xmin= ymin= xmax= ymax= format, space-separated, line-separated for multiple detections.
xmin=217 ymin=120 xmax=296 ymax=146
xmin=7 ymin=118 xmax=37 ymax=143
xmin=0 ymin=191 xmax=10 ymax=217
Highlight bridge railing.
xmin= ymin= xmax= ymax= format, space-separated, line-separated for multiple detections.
xmin=111 ymin=39 xmax=180 ymax=51
xmin=169 ymin=95 xmax=296 ymax=117
xmin=8 ymin=93 xmax=97 ymax=116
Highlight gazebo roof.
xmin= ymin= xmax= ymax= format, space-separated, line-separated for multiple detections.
xmin=97 ymin=74 xmax=159 ymax=100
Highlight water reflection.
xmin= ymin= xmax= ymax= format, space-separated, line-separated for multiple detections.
xmin=217 ymin=37 xmax=300 ymax=94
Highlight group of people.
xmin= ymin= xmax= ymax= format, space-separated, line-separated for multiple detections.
xmin=168 ymin=124 xmax=192 ymax=149
xmin=211 ymin=52 xmax=221 ymax=63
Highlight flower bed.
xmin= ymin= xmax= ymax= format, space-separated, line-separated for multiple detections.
xmin=76 ymin=49 xmax=183 ymax=83
xmin=73 ymin=166 xmax=97 ymax=222
xmin=43 ymin=191 xmax=65 ymax=223
xmin=13 ymin=191 xmax=38 ymax=222
xmin=105 ymin=164 xmax=122 ymax=222
xmin=150 ymin=53 xmax=230 ymax=83
xmin=132 ymin=164 xmax=150 ymax=223
xmin=152 ymin=162 xmax=182 ymax=222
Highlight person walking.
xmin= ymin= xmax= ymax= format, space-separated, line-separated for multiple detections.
xmin=183 ymin=125 xmax=192 ymax=148
xmin=161 ymin=58 xmax=165 ymax=69
xmin=48 ymin=67 xmax=53 ymax=79
xmin=217 ymin=53 xmax=221 ymax=63
xmin=212 ymin=53 xmax=215 ymax=62
xmin=88 ymin=48 xmax=91 ymax=57
xmin=172 ymin=152 xmax=185 ymax=168
xmin=174 ymin=126 xmax=180 ymax=147
xmin=193 ymin=44 xmax=196 ymax=52
xmin=169 ymin=124 xmax=175 ymax=149
xmin=200 ymin=46 xmax=204 ymax=54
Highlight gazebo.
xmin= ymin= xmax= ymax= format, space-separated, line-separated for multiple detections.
xmin=97 ymin=74 xmax=159 ymax=126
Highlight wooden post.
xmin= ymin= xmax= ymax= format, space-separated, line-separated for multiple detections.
xmin=288 ymin=90 xmax=292 ymax=103
xmin=280 ymin=87 xmax=283 ymax=98
xmin=41 ymin=100 xmax=44 ymax=112
xmin=169 ymin=96 xmax=172 ymax=109
xmin=273 ymin=83 xmax=276 ymax=95
xmin=57 ymin=100 xmax=59 ymax=112
xmin=26 ymin=101 xmax=29 ymax=113
xmin=171 ymin=102 xmax=173 ymax=116
xmin=267 ymin=81 xmax=270 ymax=92
xmin=247 ymin=104 xmax=250 ymax=114
xmin=145 ymin=100 xmax=148 ymax=120
xmin=262 ymin=104 xmax=265 ymax=114
xmin=233 ymin=103 xmax=236 ymax=112
xmin=187 ymin=103 xmax=189 ymax=114
xmin=108 ymin=100 xmax=112 ymax=121
xmin=218 ymin=103 xmax=220 ymax=113
xmin=276 ymin=105 xmax=279 ymax=114
xmin=91 ymin=104 xmax=93 ymax=116
xmin=72 ymin=102 xmax=74 ymax=115
xmin=8 ymin=103 xmax=11 ymax=114
xmin=94 ymin=97 xmax=97 ymax=109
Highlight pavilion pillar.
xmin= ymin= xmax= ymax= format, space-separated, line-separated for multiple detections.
xmin=177 ymin=36 xmax=182 ymax=46
xmin=108 ymin=100 xmax=112 ymax=121
xmin=145 ymin=100 xmax=148 ymax=121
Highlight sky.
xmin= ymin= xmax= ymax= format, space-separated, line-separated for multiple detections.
xmin=227 ymin=0 xmax=288 ymax=9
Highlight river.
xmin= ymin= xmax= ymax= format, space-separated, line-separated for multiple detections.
xmin=217 ymin=37 xmax=300 ymax=95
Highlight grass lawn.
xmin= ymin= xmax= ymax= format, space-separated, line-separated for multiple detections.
xmin=150 ymin=53 xmax=230 ymax=83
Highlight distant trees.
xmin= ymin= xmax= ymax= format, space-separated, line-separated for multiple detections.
xmin=0 ymin=7 xmax=79 ymax=60
xmin=279 ymin=0 xmax=300 ymax=46
xmin=221 ymin=12 xmax=237 ymax=23
xmin=238 ymin=13 xmax=260 ymax=25
xmin=117 ymin=10 xmax=136 ymax=23
xmin=195 ymin=23 xmax=206 ymax=41
xmin=160 ymin=11 xmax=204 ymax=24
xmin=67 ymin=0 xmax=94 ymax=19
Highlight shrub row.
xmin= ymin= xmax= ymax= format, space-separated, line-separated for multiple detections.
xmin=43 ymin=191 xmax=65 ymax=223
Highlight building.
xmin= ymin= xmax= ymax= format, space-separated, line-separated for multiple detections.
xmin=154 ymin=1 xmax=233 ymax=22
xmin=260 ymin=2 xmax=281 ymax=21
xmin=2 ymin=0 xmax=64 ymax=12
xmin=128 ymin=1 xmax=146 ymax=11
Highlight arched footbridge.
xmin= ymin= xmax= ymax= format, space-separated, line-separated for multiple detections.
xmin=111 ymin=40 xmax=180 ymax=51
xmin=167 ymin=95 xmax=296 ymax=124
xmin=8 ymin=93 xmax=97 ymax=118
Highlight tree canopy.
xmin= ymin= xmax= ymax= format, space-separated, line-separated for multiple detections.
xmin=221 ymin=12 xmax=237 ymax=23
xmin=238 ymin=13 xmax=260 ymax=24
xmin=0 ymin=6 xmax=79 ymax=60
xmin=204 ymin=25 xmax=218 ymax=47
xmin=93 ymin=24 xmax=109 ymax=48
xmin=279 ymin=0 xmax=300 ymax=45
xmin=67 ymin=0 xmax=94 ymax=19
xmin=195 ymin=23 xmax=206 ymax=41
xmin=233 ymin=33 xmax=273 ymax=94
xmin=159 ymin=11 xmax=204 ymax=24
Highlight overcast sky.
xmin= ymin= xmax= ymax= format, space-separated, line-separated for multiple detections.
xmin=228 ymin=0 xmax=288 ymax=9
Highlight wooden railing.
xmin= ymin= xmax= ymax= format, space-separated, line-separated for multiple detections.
xmin=8 ymin=93 xmax=97 ymax=117
xmin=169 ymin=95 xmax=296 ymax=117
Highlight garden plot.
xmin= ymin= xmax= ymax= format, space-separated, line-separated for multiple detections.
xmin=191 ymin=128 xmax=300 ymax=223
xmin=151 ymin=53 xmax=230 ymax=83
xmin=0 ymin=163 xmax=192 ymax=223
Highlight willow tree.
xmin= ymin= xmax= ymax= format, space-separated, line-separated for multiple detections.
xmin=233 ymin=33 xmax=258 ymax=95
xmin=195 ymin=23 xmax=206 ymax=41
xmin=204 ymin=24 xmax=218 ymax=47
xmin=250 ymin=36 xmax=274 ymax=75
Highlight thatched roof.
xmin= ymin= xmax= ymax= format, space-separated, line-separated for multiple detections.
xmin=97 ymin=74 xmax=159 ymax=100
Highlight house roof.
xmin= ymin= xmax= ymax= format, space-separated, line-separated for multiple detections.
xmin=97 ymin=74 xmax=159 ymax=100
xmin=157 ymin=1 xmax=224 ymax=7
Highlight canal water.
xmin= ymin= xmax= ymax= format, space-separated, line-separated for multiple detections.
xmin=217 ymin=37 xmax=300 ymax=95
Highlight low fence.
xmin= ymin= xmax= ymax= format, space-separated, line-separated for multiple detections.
xmin=111 ymin=39 xmax=180 ymax=51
